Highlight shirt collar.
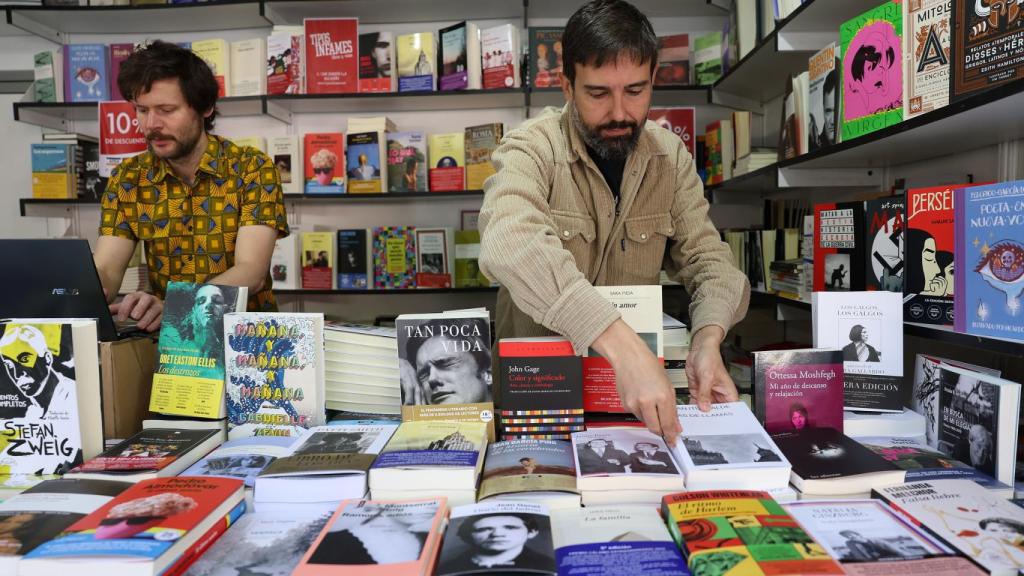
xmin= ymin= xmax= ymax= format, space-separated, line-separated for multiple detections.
xmin=149 ymin=134 xmax=226 ymax=183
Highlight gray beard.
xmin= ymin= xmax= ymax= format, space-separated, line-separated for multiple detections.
xmin=571 ymin=104 xmax=640 ymax=162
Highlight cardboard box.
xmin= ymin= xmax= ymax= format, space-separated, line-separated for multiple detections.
xmin=100 ymin=335 xmax=157 ymax=442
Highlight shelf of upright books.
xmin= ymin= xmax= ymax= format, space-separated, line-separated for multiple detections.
xmin=263 ymin=0 xmax=524 ymax=27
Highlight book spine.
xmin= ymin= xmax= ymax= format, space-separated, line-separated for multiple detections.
xmin=160 ymin=499 xmax=247 ymax=576
xmin=953 ymin=186 xmax=965 ymax=332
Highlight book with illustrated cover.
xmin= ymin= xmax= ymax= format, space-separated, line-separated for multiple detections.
xmin=267 ymin=27 xmax=303 ymax=96
xmin=386 ymin=131 xmax=428 ymax=192
xmin=303 ymin=133 xmax=345 ymax=194
xmin=551 ymin=506 xmax=687 ymax=575
xmin=192 ymin=39 xmax=229 ymax=98
xmin=808 ymin=43 xmax=841 ymax=151
xmin=67 ymin=428 xmax=222 ymax=482
xmin=856 ymin=435 xmax=1012 ymax=495
xmin=180 ymin=436 xmax=296 ymax=487
xmin=464 ymin=123 xmax=503 ymax=190
xmin=752 ymin=348 xmax=844 ymax=434
xmin=149 ymin=282 xmax=247 ymax=419
xmin=63 ymin=44 xmax=109 ymax=103
xmin=34 ymin=50 xmax=62 ymax=103
xmin=481 ymin=24 xmax=520 ymax=89
xmin=813 ymin=201 xmax=866 ymax=292
xmin=223 ymin=312 xmax=326 ymax=440
xmin=428 ymin=132 xmax=465 ymax=192
xmin=414 ymin=227 xmax=453 ymax=288
xmin=337 ymin=229 xmax=372 ymax=289
xmin=345 ymin=131 xmax=384 ymax=193
xmin=655 ymin=34 xmax=689 ymax=86
xmin=812 ymin=291 xmax=904 ymax=412
xmin=840 ymin=2 xmax=903 ymax=141
xmin=904 ymin=0 xmax=951 ymax=119
xmin=952 ymin=0 xmax=1024 ymax=100
xmin=396 ymin=32 xmax=436 ymax=92
xmin=436 ymin=501 xmax=555 ymax=576
xmin=301 ymin=231 xmax=334 ymax=289
xmin=373 ymin=226 xmax=417 ymax=289
xmin=864 ymin=196 xmax=905 ymax=292
xmin=693 ymin=31 xmax=722 ymax=85
xmin=358 ymin=31 xmax=394 ymax=93
xmin=954 ymin=180 xmax=1024 ymax=342
xmin=773 ymin=428 xmax=905 ymax=495
xmin=663 ymin=490 xmax=844 ymax=576
xmin=478 ymin=440 xmax=579 ymax=508
xmin=303 ymin=18 xmax=358 ymax=94
xmin=529 ymin=27 xmax=563 ymax=88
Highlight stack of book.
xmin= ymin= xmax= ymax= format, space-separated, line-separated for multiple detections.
xmin=323 ymin=322 xmax=401 ymax=415
xmin=571 ymin=428 xmax=685 ymax=506
xmin=663 ymin=313 xmax=689 ymax=389
xmin=733 ymin=147 xmax=777 ymax=176
xmin=769 ymin=258 xmax=805 ymax=300
xmin=117 ymin=243 xmax=150 ymax=295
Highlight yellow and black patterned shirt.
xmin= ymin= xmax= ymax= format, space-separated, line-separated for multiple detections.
xmin=99 ymin=135 xmax=289 ymax=312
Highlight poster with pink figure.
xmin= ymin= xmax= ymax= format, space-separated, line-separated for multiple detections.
xmin=840 ymin=2 xmax=904 ymax=141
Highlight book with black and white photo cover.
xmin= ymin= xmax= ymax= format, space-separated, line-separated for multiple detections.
xmin=396 ymin=309 xmax=494 ymax=440
xmin=808 ymin=43 xmax=840 ymax=152
xmin=752 ymin=348 xmax=844 ymax=434
xmin=864 ymin=196 xmax=905 ymax=292
xmin=414 ymin=227 xmax=454 ymax=288
xmin=550 ymin=506 xmax=687 ymax=575
xmin=66 ymin=428 xmax=222 ymax=482
xmin=254 ymin=423 xmax=398 ymax=507
xmin=783 ymin=499 xmax=984 ymax=576
xmin=773 ymin=428 xmax=905 ymax=496
xmin=293 ymin=498 xmax=447 ymax=575
xmin=358 ymin=31 xmax=394 ymax=93
xmin=387 ymin=131 xmax=428 ymax=192
xmin=812 ymin=291 xmax=904 ymax=412
xmin=582 ymin=286 xmax=663 ymax=413
xmin=0 ymin=320 xmax=102 ymax=489
xmin=369 ymin=421 xmax=487 ymax=506
xmin=663 ymin=491 xmax=845 ymax=576
xmin=180 ymin=435 xmax=297 ymax=488
xmin=0 ymin=478 xmax=130 ymax=572
xmin=337 ymin=229 xmax=372 ymax=290
xmin=874 ymin=479 xmax=1024 ymax=575
xmin=931 ymin=361 xmax=1020 ymax=486
xmin=856 ymin=435 xmax=1012 ymax=496
xmin=672 ymin=402 xmax=791 ymax=491
xmin=223 ymin=312 xmax=327 ymax=440
xmin=182 ymin=510 xmax=333 ymax=576
xmin=571 ymin=428 xmax=684 ymax=504
xmin=149 ymin=282 xmax=247 ymax=420
xmin=478 ymin=439 xmax=580 ymax=510
xmin=910 ymin=353 xmax=1000 ymax=446
xmin=436 ymin=501 xmax=555 ymax=576
xmin=438 ymin=21 xmax=481 ymax=91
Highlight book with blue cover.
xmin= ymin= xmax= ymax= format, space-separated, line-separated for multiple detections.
xmin=955 ymin=180 xmax=1024 ymax=342
xmin=63 ymin=44 xmax=110 ymax=103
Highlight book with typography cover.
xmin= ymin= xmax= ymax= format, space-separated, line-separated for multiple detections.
xmin=954 ymin=180 xmax=1024 ymax=342
xmin=301 ymin=231 xmax=334 ymax=289
xmin=905 ymin=0 xmax=951 ymax=119
xmin=865 ymin=196 xmax=905 ymax=292
xmin=229 ymin=38 xmax=266 ymax=97
xmin=303 ymin=133 xmax=345 ymax=194
xmin=358 ymin=31 xmax=394 ymax=93
xmin=551 ymin=506 xmax=687 ymax=575
xmin=149 ymin=282 xmax=247 ymax=419
xmin=808 ymin=43 xmax=841 ymax=152
xmin=752 ymin=348 xmax=844 ymax=434
xmin=465 ymin=123 xmax=503 ymax=190
xmin=814 ymin=201 xmax=867 ymax=292
xmin=303 ymin=18 xmax=358 ymax=94
xmin=414 ymin=227 xmax=453 ymax=288
xmin=481 ymin=24 xmax=520 ymax=89
xmin=655 ymin=34 xmax=690 ymax=86
xmin=267 ymin=27 xmax=303 ymax=96
xmin=663 ymin=490 xmax=844 ymax=576
xmin=192 ymin=39 xmax=229 ymax=97
xmin=428 ymin=132 xmax=465 ymax=192
xmin=337 ymin=229 xmax=372 ymax=289
xmin=268 ymin=135 xmax=300 ymax=195
xmin=952 ymin=0 xmax=1024 ymax=100
xmin=840 ymin=2 xmax=904 ymax=141
xmin=497 ymin=338 xmax=583 ymax=442
xmin=345 ymin=131 xmax=384 ymax=193
xmin=529 ymin=27 xmax=563 ymax=88
xmin=31 ymin=143 xmax=75 ymax=199
xmin=386 ymin=131 xmax=428 ymax=192
xmin=648 ymin=108 xmax=696 ymax=158
xmin=63 ymin=44 xmax=109 ymax=103
xmin=108 ymin=43 xmax=133 ymax=101
xmin=396 ymin=32 xmax=436 ymax=92
xmin=223 ymin=312 xmax=326 ymax=439
xmin=373 ymin=226 xmax=417 ymax=289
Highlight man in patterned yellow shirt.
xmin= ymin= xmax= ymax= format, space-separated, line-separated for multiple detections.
xmin=94 ymin=41 xmax=289 ymax=331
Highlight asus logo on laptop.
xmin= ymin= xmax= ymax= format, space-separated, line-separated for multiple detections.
xmin=51 ymin=288 xmax=80 ymax=296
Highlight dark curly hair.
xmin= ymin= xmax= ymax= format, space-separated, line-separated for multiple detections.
xmin=116 ymin=40 xmax=219 ymax=132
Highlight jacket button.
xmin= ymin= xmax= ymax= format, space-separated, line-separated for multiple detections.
xmin=563 ymin=230 xmax=570 ymax=238
xmin=640 ymin=233 xmax=648 ymax=240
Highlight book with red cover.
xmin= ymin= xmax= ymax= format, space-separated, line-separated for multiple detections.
xmin=358 ymin=31 xmax=392 ymax=93
xmin=813 ymin=201 xmax=866 ymax=292
xmin=648 ymin=107 xmax=696 ymax=158
xmin=21 ymin=477 xmax=245 ymax=576
xmin=304 ymin=18 xmax=359 ymax=94
xmin=654 ymin=33 xmax=690 ymax=86
xmin=108 ymin=43 xmax=134 ymax=101
xmin=752 ymin=349 xmax=844 ymax=435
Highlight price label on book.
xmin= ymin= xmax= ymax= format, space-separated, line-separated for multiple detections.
xmin=99 ymin=101 xmax=147 ymax=177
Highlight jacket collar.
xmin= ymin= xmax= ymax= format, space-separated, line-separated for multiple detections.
xmin=149 ymin=134 xmax=227 ymax=184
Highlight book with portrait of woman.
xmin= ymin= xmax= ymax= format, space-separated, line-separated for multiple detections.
xmin=752 ymin=348 xmax=844 ymax=435
xmin=436 ymin=501 xmax=555 ymax=576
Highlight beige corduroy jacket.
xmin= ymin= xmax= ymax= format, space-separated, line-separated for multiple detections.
xmin=478 ymin=103 xmax=750 ymax=355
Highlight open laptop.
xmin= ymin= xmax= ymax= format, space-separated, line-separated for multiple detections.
xmin=0 ymin=239 xmax=146 ymax=341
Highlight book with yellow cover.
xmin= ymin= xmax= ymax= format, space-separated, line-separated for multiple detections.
xmin=192 ymin=38 xmax=231 ymax=97
xmin=396 ymin=31 xmax=436 ymax=92
xmin=464 ymin=123 xmax=503 ymax=190
xmin=31 ymin=143 xmax=75 ymax=199
xmin=428 ymin=132 xmax=464 ymax=191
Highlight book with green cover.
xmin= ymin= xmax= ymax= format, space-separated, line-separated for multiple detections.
xmin=693 ymin=31 xmax=723 ymax=85
xmin=454 ymin=230 xmax=489 ymax=288
xmin=840 ymin=1 xmax=903 ymax=141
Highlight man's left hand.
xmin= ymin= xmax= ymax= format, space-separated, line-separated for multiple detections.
xmin=685 ymin=325 xmax=738 ymax=411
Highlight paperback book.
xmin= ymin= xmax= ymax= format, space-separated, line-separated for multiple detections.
xmin=67 ymin=428 xmax=222 ymax=482
xmin=358 ymin=31 xmax=393 ymax=93
xmin=465 ymin=122 xmax=503 ymax=190
xmin=396 ymin=32 xmax=436 ymax=92
xmin=571 ymin=428 xmax=684 ymax=493
xmin=268 ymin=136 xmax=300 ymax=195
xmin=336 ymin=229 xmax=372 ymax=289
xmin=192 ymin=39 xmax=230 ymax=97
xmin=477 ymin=439 xmax=579 ymax=508
xmin=655 ymin=34 xmax=690 ymax=86
xmin=904 ymin=0 xmax=951 ymax=118
xmin=454 ymin=230 xmax=489 ymax=287
xmin=437 ymin=501 xmax=555 ymax=576
xmin=386 ymin=131 xmax=428 ymax=192
xmin=497 ymin=338 xmax=583 ymax=442
xmin=857 ymin=435 xmax=1012 ymax=495
xmin=180 ymin=436 xmax=296 ymax=487
xmin=428 ymin=132 xmax=466 ymax=192
xmin=414 ymin=227 xmax=453 ymax=288
xmin=303 ymin=18 xmax=359 ymax=94
xmin=840 ymin=2 xmax=904 ymax=140
xmin=752 ymin=348 xmax=844 ymax=434
xmin=808 ymin=42 xmax=840 ymax=151
xmin=303 ymin=133 xmax=345 ymax=194
xmin=911 ymin=353 xmax=1001 ymax=446
xmin=481 ymin=24 xmax=520 ymax=89
xmin=529 ymin=27 xmax=563 ymax=88
xmin=550 ymin=506 xmax=687 ymax=575
xmin=301 ymin=231 xmax=334 ymax=289
xmin=814 ymin=200 xmax=866 ymax=292
xmin=864 ymin=196 xmax=905 ymax=292
xmin=345 ymin=131 xmax=384 ymax=193
xmin=266 ymin=27 xmax=303 ymax=96
xmin=438 ymin=21 xmax=480 ymax=91
xmin=773 ymin=428 xmax=905 ymax=495
xmin=63 ymin=44 xmax=109 ymax=103
xmin=693 ymin=31 xmax=723 ymax=85
xmin=952 ymin=0 xmax=1024 ymax=99
xmin=33 ymin=50 xmax=62 ymax=103
xmin=109 ymin=43 xmax=133 ymax=101
xmin=373 ymin=226 xmax=417 ymax=289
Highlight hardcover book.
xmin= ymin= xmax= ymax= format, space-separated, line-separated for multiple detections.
xmin=904 ymin=0 xmax=951 ymax=118
xmin=149 ymin=282 xmax=247 ymax=419
xmin=672 ymin=402 xmax=791 ymax=491
xmin=303 ymin=132 xmax=345 ymax=194
xmin=655 ymin=34 xmax=690 ymax=86
xmin=529 ymin=27 xmax=563 ymax=88
xmin=386 ymin=131 xmax=428 ymax=192
xmin=396 ymin=31 xmax=436 ymax=92
xmin=337 ymin=229 xmax=372 ymax=289
xmin=436 ymin=501 xmax=555 ymax=576
xmin=481 ymin=24 xmax=520 ymax=89
xmin=223 ymin=312 xmax=326 ymax=439
xmin=301 ymin=231 xmax=335 ymax=289
xmin=952 ymin=0 xmax=1024 ymax=99
xmin=864 ymin=196 xmax=905 ymax=292
xmin=63 ymin=44 xmax=109 ymax=103
xmin=857 ymin=435 xmax=1012 ymax=495
xmin=663 ymin=490 xmax=844 ymax=576
xmin=438 ymin=21 xmax=480 ymax=91
xmin=773 ymin=428 xmax=905 ymax=495
xmin=358 ymin=31 xmax=394 ymax=93
xmin=268 ymin=135 xmax=300 ymax=195
xmin=428 ymin=132 xmax=465 ymax=191
xmin=648 ymin=107 xmax=696 ymax=158
xmin=464 ymin=122 xmax=503 ymax=190
xmin=477 ymin=439 xmax=579 ymax=507
xmin=812 ymin=291 xmax=904 ymax=412
xmin=303 ymin=18 xmax=359 ymax=94
xmin=414 ymin=227 xmax=453 ymax=288
xmin=267 ymin=27 xmax=303 ymax=96
xmin=373 ymin=226 xmax=417 ymax=289
xmin=840 ymin=2 xmax=904 ymax=141
xmin=752 ymin=348 xmax=844 ymax=434
xmin=551 ymin=506 xmax=687 ymax=575
xmin=808 ymin=43 xmax=841 ymax=151
xmin=954 ymin=180 xmax=1024 ymax=342
xmin=191 ymin=39 xmax=230 ymax=98
xmin=814 ymin=201 xmax=867 ymax=292
xmin=345 ymin=131 xmax=384 ymax=193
